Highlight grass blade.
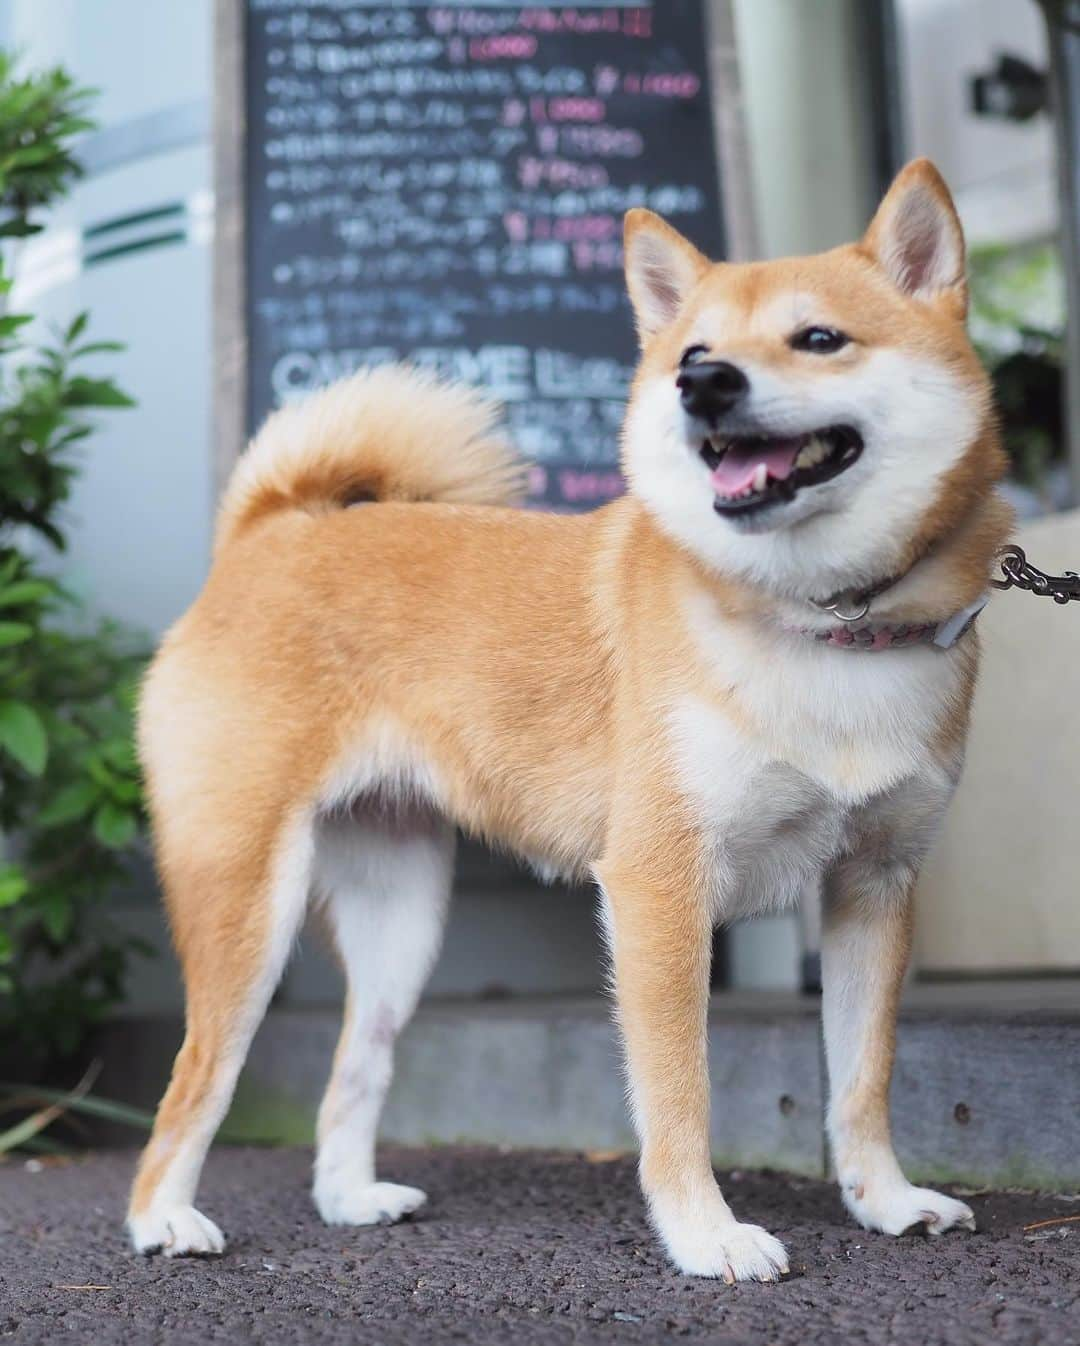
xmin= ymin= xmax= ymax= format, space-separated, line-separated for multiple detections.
xmin=0 ymin=1078 xmax=152 ymax=1129
xmin=0 ymin=1060 xmax=101 ymax=1155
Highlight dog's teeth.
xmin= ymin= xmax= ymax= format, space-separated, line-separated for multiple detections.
xmin=751 ymin=463 xmax=768 ymax=492
xmin=796 ymin=435 xmax=829 ymax=469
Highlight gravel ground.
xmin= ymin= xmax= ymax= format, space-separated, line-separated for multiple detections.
xmin=2 ymin=1146 xmax=1078 ymax=1345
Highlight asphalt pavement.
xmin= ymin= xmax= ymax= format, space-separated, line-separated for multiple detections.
xmin=2 ymin=1146 xmax=1078 ymax=1345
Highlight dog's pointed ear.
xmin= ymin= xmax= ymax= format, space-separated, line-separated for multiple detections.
xmin=862 ymin=159 xmax=966 ymax=316
xmin=624 ymin=209 xmax=710 ymax=343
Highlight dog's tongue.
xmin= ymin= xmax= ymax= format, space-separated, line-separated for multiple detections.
xmin=710 ymin=436 xmax=804 ymax=496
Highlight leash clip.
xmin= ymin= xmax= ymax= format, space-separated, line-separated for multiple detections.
xmin=991 ymin=544 xmax=1080 ymax=604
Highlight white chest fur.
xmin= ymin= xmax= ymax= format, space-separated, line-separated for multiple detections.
xmin=668 ymin=590 xmax=964 ymax=918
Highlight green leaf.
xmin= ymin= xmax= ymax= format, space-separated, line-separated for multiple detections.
xmin=92 ymin=800 xmax=137 ymax=849
xmin=0 ymin=869 xmax=29 ymax=907
xmin=108 ymin=778 xmax=141 ymax=804
xmin=0 ymin=313 xmax=32 ymax=337
xmin=40 ymin=892 xmax=72 ymax=942
xmin=37 ymin=779 xmax=99 ymax=826
xmin=62 ymin=376 xmax=134 ymax=409
xmin=101 ymin=737 xmax=137 ymax=772
xmin=0 ymin=580 xmax=53 ymax=608
xmin=65 ymin=310 xmax=88 ymax=343
xmin=4 ymin=140 xmax=66 ymax=169
xmin=55 ymin=117 xmax=96 ymax=138
xmin=0 ymin=219 xmax=42 ymax=239
xmin=0 ymin=622 xmax=33 ymax=647
xmin=72 ymin=340 xmax=124 ymax=357
xmin=86 ymin=755 xmax=115 ymax=789
xmin=0 ymin=700 xmax=48 ymax=775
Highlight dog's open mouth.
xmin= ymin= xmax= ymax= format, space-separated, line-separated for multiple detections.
xmin=700 ymin=426 xmax=863 ymax=515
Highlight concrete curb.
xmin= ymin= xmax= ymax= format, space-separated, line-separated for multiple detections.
xmin=92 ymin=986 xmax=1080 ymax=1190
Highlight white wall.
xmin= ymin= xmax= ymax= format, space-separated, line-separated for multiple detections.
xmin=4 ymin=0 xmax=214 ymax=637
xmin=895 ymin=0 xmax=1056 ymax=245
xmin=916 ymin=509 xmax=1080 ymax=973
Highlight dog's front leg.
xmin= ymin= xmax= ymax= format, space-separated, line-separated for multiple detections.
xmin=598 ymin=849 xmax=788 ymax=1282
xmin=822 ymin=851 xmax=975 ymax=1237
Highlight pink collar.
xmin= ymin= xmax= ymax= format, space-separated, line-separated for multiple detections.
xmin=798 ymin=595 xmax=989 ymax=652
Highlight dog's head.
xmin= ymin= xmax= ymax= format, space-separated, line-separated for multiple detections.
xmin=621 ymin=159 xmax=1006 ymax=602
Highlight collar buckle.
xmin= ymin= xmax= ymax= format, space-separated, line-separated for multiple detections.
xmin=931 ymin=595 xmax=989 ymax=649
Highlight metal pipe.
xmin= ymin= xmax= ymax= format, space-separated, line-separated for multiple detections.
xmin=1039 ymin=0 xmax=1080 ymax=503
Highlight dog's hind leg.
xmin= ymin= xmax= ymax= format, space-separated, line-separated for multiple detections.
xmin=312 ymin=805 xmax=453 ymax=1226
xmin=127 ymin=813 xmax=314 ymax=1256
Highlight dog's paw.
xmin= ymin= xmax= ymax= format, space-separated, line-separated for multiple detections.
xmin=315 ymin=1180 xmax=427 ymax=1227
xmin=129 ymin=1205 xmax=226 ymax=1257
xmin=663 ymin=1220 xmax=790 ymax=1283
xmin=845 ymin=1180 xmax=975 ymax=1237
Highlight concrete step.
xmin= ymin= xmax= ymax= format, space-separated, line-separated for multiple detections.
xmin=93 ymin=981 xmax=1080 ymax=1190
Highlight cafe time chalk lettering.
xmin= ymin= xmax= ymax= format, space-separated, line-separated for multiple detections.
xmin=245 ymin=0 xmax=725 ymax=509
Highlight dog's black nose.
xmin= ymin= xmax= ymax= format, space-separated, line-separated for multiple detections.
xmin=677 ymin=360 xmax=749 ymax=422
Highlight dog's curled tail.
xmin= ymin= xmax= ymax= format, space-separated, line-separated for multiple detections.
xmin=215 ymin=364 xmax=525 ymax=551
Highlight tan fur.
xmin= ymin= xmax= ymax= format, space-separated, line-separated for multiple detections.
xmin=130 ymin=161 xmax=1007 ymax=1275
xmin=216 ymin=364 xmax=526 ymax=551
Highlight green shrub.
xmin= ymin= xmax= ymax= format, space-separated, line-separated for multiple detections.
xmin=969 ymin=241 xmax=1065 ymax=492
xmin=0 ymin=53 xmax=149 ymax=1063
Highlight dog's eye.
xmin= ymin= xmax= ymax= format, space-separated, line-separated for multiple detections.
xmin=790 ymin=326 xmax=849 ymax=354
xmin=679 ymin=344 xmax=710 ymax=368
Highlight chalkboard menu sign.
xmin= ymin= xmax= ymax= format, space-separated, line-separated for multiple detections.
xmin=243 ymin=0 xmax=726 ymax=510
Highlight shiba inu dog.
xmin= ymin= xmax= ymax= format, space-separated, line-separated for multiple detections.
xmin=129 ymin=160 xmax=1010 ymax=1282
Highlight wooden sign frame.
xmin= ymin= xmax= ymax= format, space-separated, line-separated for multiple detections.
xmin=213 ymin=0 xmax=249 ymax=502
